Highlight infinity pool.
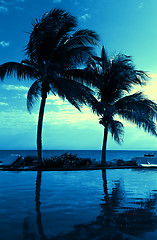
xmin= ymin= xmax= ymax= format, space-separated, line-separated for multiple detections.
xmin=1 ymin=169 xmax=157 ymax=240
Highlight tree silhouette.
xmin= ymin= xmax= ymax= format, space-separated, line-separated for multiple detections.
xmin=0 ymin=8 xmax=99 ymax=163
xmin=72 ymin=46 xmax=157 ymax=167
xmin=96 ymin=47 xmax=157 ymax=167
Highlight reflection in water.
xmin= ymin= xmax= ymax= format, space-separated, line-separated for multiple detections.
xmin=48 ymin=170 xmax=157 ymax=240
xmin=35 ymin=171 xmax=48 ymax=240
xmin=22 ymin=171 xmax=47 ymax=240
xmin=15 ymin=170 xmax=157 ymax=240
xmin=23 ymin=217 xmax=36 ymax=240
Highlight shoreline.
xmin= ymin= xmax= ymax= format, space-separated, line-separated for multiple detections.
xmin=1 ymin=152 xmax=157 ymax=171
xmin=0 ymin=166 xmax=154 ymax=171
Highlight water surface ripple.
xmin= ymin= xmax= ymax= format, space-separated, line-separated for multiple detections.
xmin=1 ymin=169 xmax=157 ymax=239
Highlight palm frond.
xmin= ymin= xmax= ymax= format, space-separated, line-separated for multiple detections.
xmin=60 ymin=46 xmax=97 ymax=69
xmin=25 ymin=8 xmax=78 ymax=63
xmin=27 ymin=80 xmax=42 ymax=112
xmin=63 ymin=29 xmax=99 ymax=48
xmin=0 ymin=62 xmax=38 ymax=81
xmin=40 ymin=8 xmax=77 ymax=31
xmin=115 ymin=92 xmax=157 ymax=120
xmin=92 ymin=50 xmax=149 ymax=103
xmin=99 ymin=116 xmax=124 ymax=144
xmin=64 ymin=67 xmax=100 ymax=88
xmin=127 ymin=112 xmax=157 ymax=136
xmin=21 ymin=59 xmax=39 ymax=70
xmin=110 ymin=54 xmax=148 ymax=88
xmin=109 ymin=120 xmax=124 ymax=144
xmin=101 ymin=46 xmax=109 ymax=72
xmin=49 ymin=76 xmax=101 ymax=113
xmin=54 ymin=46 xmax=95 ymax=69
xmin=114 ymin=92 xmax=157 ymax=136
xmin=25 ymin=8 xmax=99 ymax=67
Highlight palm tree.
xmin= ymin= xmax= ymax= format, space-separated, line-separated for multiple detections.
xmin=70 ymin=46 xmax=157 ymax=167
xmin=0 ymin=8 xmax=99 ymax=164
xmin=94 ymin=46 xmax=157 ymax=167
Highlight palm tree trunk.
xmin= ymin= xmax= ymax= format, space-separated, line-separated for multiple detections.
xmin=37 ymin=95 xmax=47 ymax=165
xmin=101 ymin=125 xmax=108 ymax=168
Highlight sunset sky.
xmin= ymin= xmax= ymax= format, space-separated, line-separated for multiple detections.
xmin=0 ymin=0 xmax=157 ymax=150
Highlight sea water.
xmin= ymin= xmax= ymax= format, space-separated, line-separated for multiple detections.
xmin=0 ymin=149 xmax=156 ymax=162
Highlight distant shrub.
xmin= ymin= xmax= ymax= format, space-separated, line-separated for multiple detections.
xmin=105 ymin=159 xmax=138 ymax=167
xmin=21 ymin=153 xmax=139 ymax=169
xmin=24 ymin=155 xmax=38 ymax=166
xmin=116 ymin=159 xmax=125 ymax=166
xmin=125 ymin=159 xmax=138 ymax=166
xmin=43 ymin=153 xmax=92 ymax=169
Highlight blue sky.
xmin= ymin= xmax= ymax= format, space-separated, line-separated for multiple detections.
xmin=0 ymin=0 xmax=157 ymax=150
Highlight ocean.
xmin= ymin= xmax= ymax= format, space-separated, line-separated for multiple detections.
xmin=0 ymin=149 xmax=156 ymax=162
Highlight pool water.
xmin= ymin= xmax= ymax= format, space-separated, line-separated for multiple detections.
xmin=1 ymin=169 xmax=157 ymax=240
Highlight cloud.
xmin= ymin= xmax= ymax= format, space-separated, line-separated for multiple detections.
xmin=0 ymin=109 xmax=38 ymax=130
xmin=53 ymin=0 xmax=62 ymax=3
xmin=46 ymin=94 xmax=82 ymax=113
xmin=131 ymin=72 xmax=157 ymax=103
xmin=0 ymin=1 xmax=7 ymax=5
xmin=47 ymin=95 xmax=58 ymax=101
xmin=44 ymin=103 xmax=98 ymax=128
xmin=40 ymin=93 xmax=98 ymax=127
xmin=79 ymin=13 xmax=91 ymax=21
xmin=15 ymin=6 xmax=23 ymax=11
xmin=0 ymin=41 xmax=10 ymax=47
xmin=0 ymin=102 xmax=8 ymax=106
xmin=74 ymin=1 xmax=79 ymax=5
xmin=2 ymin=84 xmax=29 ymax=91
xmin=0 ymin=6 xmax=8 ymax=12
xmin=47 ymin=95 xmax=69 ymax=106
xmin=139 ymin=2 xmax=143 ymax=8
xmin=149 ymin=73 xmax=157 ymax=79
xmin=12 ymin=93 xmax=27 ymax=99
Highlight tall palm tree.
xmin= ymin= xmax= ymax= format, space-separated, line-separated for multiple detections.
xmin=70 ymin=46 xmax=157 ymax=167
xmin=94 ymin=46 xmax=157 ymax=167
xmin=0 ymin=8 xmax=99 ymax=164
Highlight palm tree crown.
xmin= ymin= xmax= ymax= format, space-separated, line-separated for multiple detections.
xmin=0 ymin=8 xmax=99 ymax=163
xmin=86 ymin=46 xmax=157 ymax=167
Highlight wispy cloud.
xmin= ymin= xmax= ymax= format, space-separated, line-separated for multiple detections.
xmin=0 ymin=5 xmax=8 ymax=12
xmin=53 ymin=0 xmax=62 ymax=3
xmin=47 ymin=95 xmax=58 ymax=101
xmin=2 ymin=84 xmax=29 ymax=91
xmin=79 ymin=13 xmax=91 ymax=21
xmin=44 ymin=106 xmax=98 ymax=128
xmin=139 ymin=2 xmax=143 ymax=8
xmin=149 ymin=73 xmax=157 ymax=79
xmin=0 ymin=1 xmax=7 ymax=5
xmin=12 ymin=93 xmax=27 ymax=99
xmin=0 ymin=109 xmax=37 ymax=130
xmin=131 ymin=72 xmax=157 ymax=102
xmin=74 ymin=1 xmax=79 ymax=5
xmin=15 ymin=6 xmax=23 ymax=11
xmin=47 ymin=95 xmax=69 ymax=105
xmin=0 ymin=41 xmax=10 ymax=47
xmin=0 ymin=102 xmax=8 ymax=106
